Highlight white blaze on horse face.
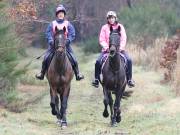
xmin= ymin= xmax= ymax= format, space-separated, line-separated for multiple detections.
xmin=58 ymin=34 xmax=64 ymax=47
xmin=59 ymin=35 xmax=62 ymax=39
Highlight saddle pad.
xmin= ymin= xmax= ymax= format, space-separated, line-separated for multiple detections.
xmin=119 ymin=52 xmax=127 ymax=68
xmin=101 ymin=53 xmax=109 ymax=72
xmin=46 ymin=52 xmax=55 ymax=69
xmin=101 ymin=52 xmax=127 ymax=73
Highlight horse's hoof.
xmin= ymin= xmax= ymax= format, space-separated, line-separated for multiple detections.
xmin=111 ymin=121 xmax=117 ymax=127
xmin=103 ymin=110 xmax=109 ymax=118
xmin=111 ymin=122 xmax=117 ymax=127
xmin=50 ymin=103 xmax=57 ymax=115
xmin=61 ymin=121 xmax=67 ymax=129
xmin=110 ymin=117 xmax=117 ymax=127
xmin=116 ymin=116 xmax=121 ymax=123
xmin=56 ymin=119 xmax=61 ymax=125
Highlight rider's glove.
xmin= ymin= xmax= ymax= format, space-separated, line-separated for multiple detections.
xmin=65 ymin=39 xmax=70 ymax=46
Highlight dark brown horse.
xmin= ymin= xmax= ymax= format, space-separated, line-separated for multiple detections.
xmin=101 ymin=26 xmax=127 ymax=126
xmin=46 ymin=26 xmax=74 ymax=128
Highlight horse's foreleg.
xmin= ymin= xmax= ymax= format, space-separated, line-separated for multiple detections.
xmin=59 ymin=93 xmax=63 ymax=120
xmin=113 ymin=91 xmax=122 ymax=125
xmin=108 ymin=92 xmax=113 ymax=123
xmin=60 ymin=87 xmax=70 ymax=128
xmin=116 ymin=86 xmax=126 ymax=123
xmin=103 ymin=87 xmax=109 ymax=118
xmin=50 ymin=87 xmax=58 ymax=115
xmin=116 ymin=108 xmax=121 ymax=123
xmin=55 ymin=95 xmax=61 ymax=120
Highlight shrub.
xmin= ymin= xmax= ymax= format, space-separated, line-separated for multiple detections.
xmin=79 ymin=37 xmax=101 ymax=54
xmin=172 ymin=48 xmax=180 ymax=96
xmin=118 ymin=0 xmax=180 ymax=47
xmin=128 ymin=37 xmax=165 ymax=70
xmin=159 ymin=36 xmax=180 ymax=83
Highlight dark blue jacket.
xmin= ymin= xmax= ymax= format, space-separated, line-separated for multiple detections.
xmin=45 ymin=19 xmax=75 ymax=46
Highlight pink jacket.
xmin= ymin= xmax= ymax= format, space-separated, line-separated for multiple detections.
xmin=99 ymin=23 xmax=127 ymax=52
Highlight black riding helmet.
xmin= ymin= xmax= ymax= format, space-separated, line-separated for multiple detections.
xmin=56 ymin=4 xmax=66 ymax=16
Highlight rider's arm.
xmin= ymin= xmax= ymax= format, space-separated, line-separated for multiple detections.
xmin=45 ymin=23 xmax=54 ymax=45
xmin=67 ymin=22 xmax=75 ymax=43
xmin=119 ymin=24 xmax=127 ymax=51
xmin=99 ymin=25 xmax=109 ymax=50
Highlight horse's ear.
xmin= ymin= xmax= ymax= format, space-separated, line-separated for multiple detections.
xmin=63 ymin=26 xmax=66 ymax=33
xmin=55 ymin=26 xmax=58 ymax=32
xmin=110 ymin=26 xmax=113 ymax=32
xmin=117 ymin=25 xmax=121 ymax=33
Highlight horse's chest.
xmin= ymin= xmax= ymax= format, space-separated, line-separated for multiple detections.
xmin=58 ymin=75 xmax=67 ymax=83
xmin=104 ymin=72 xmax=117 ymax=82
xmin=103 ymin=71 xmax=125 ymax=89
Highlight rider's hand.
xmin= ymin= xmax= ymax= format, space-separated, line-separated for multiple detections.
xmin=120 ymin=49 xmax=125 ymax=53
xmin=65 ymin=39 xmax=70 ymax=46
xmin=49 ymin=41 xmax=54 ymax=46
xmin=105 ymin=48 xmax=110 ymax=53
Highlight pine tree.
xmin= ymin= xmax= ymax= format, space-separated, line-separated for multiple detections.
xmin=0 ymin=1 xmax=25 ymax=97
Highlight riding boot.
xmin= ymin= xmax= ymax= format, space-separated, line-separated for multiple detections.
xmin=92 ymin=62 xmax=100 ymax=88
xmin=35 ymin=60 xmax=47 ymax=80
xmin=72 ymin=63 xmax=84 ymax=81
xmin=126 ymin=61 xmax=135 ymax=88
xmin=66 ymin=49 xmax=84 ymax=81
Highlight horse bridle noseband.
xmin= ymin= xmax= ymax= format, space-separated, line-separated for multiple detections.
xmin=55 ymin=33 xmax=66 ymax=53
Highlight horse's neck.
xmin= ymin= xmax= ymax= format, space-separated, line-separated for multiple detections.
xmin=54 ymin=52 xmax=67 ymax=74
xmin=109 ymin=53 xmax=121 ymax=71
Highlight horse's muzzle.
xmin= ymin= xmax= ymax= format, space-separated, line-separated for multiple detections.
xmin=109 ymin=45 xmax=117 ymax=57
xmin=57 ymin=46 xmax=65 ymax=54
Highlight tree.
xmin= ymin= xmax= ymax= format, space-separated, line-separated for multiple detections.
xmin=0 ymin=1 xmax=26 ymax=99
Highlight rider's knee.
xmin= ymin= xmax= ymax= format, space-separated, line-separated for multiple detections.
xmin=127 ymin=57 xmax=132 ymax=65
xmin=129 ymin=58 xmax=132 ymax=64
xmin=95 ymin=60 xmax=101 ymax=67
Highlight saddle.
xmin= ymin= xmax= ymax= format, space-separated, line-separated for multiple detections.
xmin=100 ymin=52 xmax=127 ymax=73
xmin=46 ymin=50 xmax=74 ymax=71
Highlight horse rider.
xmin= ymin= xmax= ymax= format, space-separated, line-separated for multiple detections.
xmin=36 ymin=4 xmax=84 ymax=81
xmin=92 ymin=11 xmax=135 ymax=88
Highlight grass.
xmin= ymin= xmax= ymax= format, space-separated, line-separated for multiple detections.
xmin=0 ymin=46 xmax=180 ymax=135
xmin=18 ymin=47 xmax=48 ymax=86
xmin=0 ymin=88 xmax=19 ymax=104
